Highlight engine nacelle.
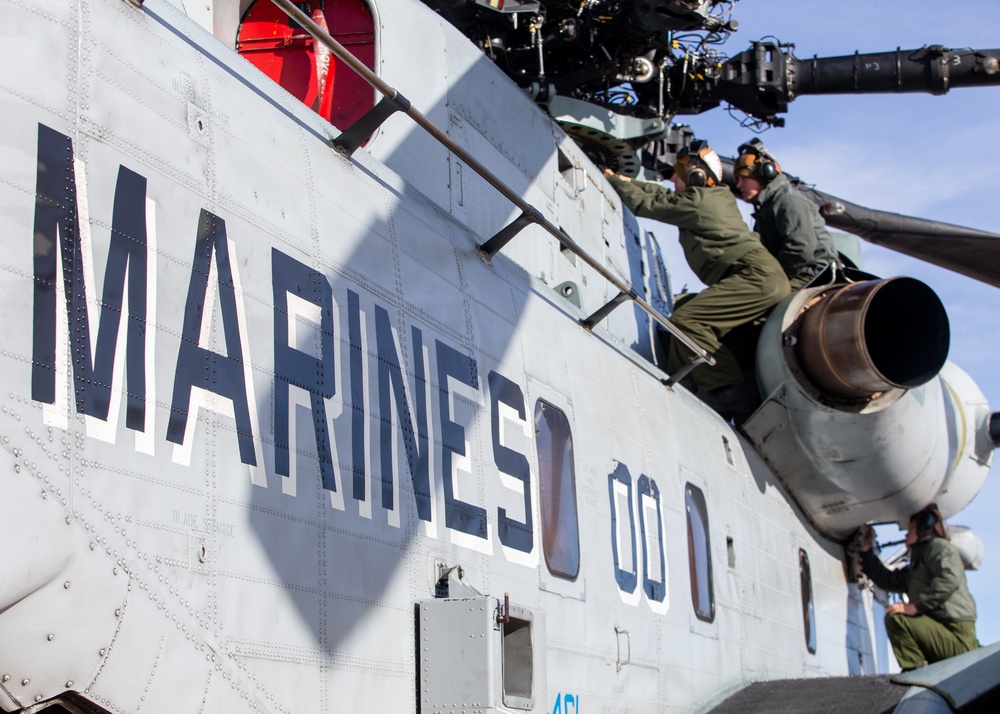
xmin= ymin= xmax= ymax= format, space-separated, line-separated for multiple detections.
xmin=744 ymin=279 xmax=994 ymax=538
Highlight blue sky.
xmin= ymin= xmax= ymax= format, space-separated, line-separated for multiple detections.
xmin=649 ymin=0 xmax=1000 ymax=645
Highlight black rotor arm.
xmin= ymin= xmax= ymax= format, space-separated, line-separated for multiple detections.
xmin=701 ymin=42 xmax=1000 ymax=124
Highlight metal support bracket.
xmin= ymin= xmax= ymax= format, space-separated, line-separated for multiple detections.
xmin=332 ymin=93 xmax=412 ymax=156
xmin=581 ymin=290 xmax=632 ymax=329
xmin=663 ymin=354 xmax=710 ymax=387
xmin=479 ymin=209 xmax=542 ymax=258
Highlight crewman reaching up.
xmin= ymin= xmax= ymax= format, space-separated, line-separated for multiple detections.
xmin=853 ymin=506 xmax=979 ymax=671
xmin=604 ymin=140 xmax=790 ymax=420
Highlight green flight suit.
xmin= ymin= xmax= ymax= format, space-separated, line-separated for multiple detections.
xmin=862 ymin=538 xmax=979 ymax=670
xmin=751 ymin=174 xmax=839 ymax=290
xmin=608 ymin=175 xmax=790 ymax=392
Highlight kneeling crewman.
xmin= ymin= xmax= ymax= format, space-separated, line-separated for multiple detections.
xmin=854 ymin=505 xmax=979 ymax=671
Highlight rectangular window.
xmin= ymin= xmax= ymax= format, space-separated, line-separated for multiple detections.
xmin=535 ymin=400 xmax=580 ymax=580
xmin=502 ymin=614 xmax=534 ymax=708
xmin=685 ymin=483 xmax=715 ymax=622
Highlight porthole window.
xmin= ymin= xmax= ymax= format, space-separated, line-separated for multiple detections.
xmin=800 ymin=549 xmax=817 ymax=654
xmin=685 ymin=483 xmax=714 ymax=622
xmin=535 ymin=400 xmax=580 ymax=580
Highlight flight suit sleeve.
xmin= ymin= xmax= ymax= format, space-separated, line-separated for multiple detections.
xmin=771 ymin=193 xmax=819 ymax=279
xmin=607 ymin=175 xmax=703 ymax=230
xmin=912 ymin=544 xmax=964 ymax=615
xmin=860 ymin=549 xmax=910 ymax=594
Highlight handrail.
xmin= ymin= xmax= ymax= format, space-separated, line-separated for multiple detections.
xmin=268 ymin=0 xmax=714 ymax=383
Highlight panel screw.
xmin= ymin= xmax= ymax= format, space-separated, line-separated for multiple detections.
xmin=47 ymin=634 xmax=54 ymax=641
xmin=63 ymin=581 xmax=71 ymax=589
xmin=21 ymin=678 xmax=29 ymax=686
xmin=66 ymin=680 xmax=74 ymax=688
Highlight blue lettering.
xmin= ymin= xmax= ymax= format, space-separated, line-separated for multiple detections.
xmin=552 ymin=693 xmax=579 ymax=714
xmin=489 ymin=371 xmax=532 ymax=553
xmin=347 ymin=289 xmax=366 ymax=500
xmin=272 ymin=249 xmax=336 ymax=490
xmin=638 ymin=474 xmax=666 ymax=602
xmin=437 ymin=339 xmax=486 ymax=539
xmin=609 ymin=462 xmax=638 ymax=594
xmin=31 ymin=123 xmax=149 ymax=429
xmin=27 ymin=131 xmax=558 ymax=558
xmin=166 ymin=210 xmax=256 ymax=466
xmin=375 ymin=305 xmax=431 ymax=520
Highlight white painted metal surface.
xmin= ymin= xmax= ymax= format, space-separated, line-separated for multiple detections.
xmin=0 ymin=0 xmax=990 ymax=712
xmin=749 ymin=288 xmax=994 ymax=536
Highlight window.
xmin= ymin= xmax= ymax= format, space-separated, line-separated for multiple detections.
xmin=502 ymin=614 xmax=534 ymax=709
xmin=535 ymin=400 xmax=580 ymax=580
xmin=685 ymin=483 xmax=714 ymax=622
xmin=800 ymin=549 xmax=817 ymax=654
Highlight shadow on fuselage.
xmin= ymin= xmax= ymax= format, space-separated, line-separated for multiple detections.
xmin=239 ymin=46 xmax=545 ymax=655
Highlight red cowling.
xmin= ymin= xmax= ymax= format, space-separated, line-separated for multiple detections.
xmin=237 ymin=0 xmax=375 ymax=131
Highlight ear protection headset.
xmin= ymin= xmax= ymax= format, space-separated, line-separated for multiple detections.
xmin=737 ymin=138 xmax=780 ymax=182
xmin=686 ymin=159 xmax=707 ymax=188
xmin=676 ymin=140 xmax=718 ymax=187
xmin=913 ymin=505 xmax=940 ymax=534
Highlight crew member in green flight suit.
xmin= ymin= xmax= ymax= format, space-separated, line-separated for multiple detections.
xmin=855 ymin=505 xmax=979 ymax=671
xmin=734 ymin=138 xmax=840 ymax=290
xmin=604 ymin=140 xmax=790 ymax=418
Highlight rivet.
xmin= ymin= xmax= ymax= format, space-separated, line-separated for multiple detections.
xmin=66 ymin=680 xmax=74 ymax=688
xmin=0 ymin=675 xmax=7 ymax=683
xmin=63 ymin=581 xmax=71 ymax=589
xmin=35 ymin=695 xmax=43 ymax=702
xmin=21 ymin=678 xmax=29 ymax=686
xmin=47 ymin=634 xmax=54 ymax=641
xmin=99 ymin=649 xmax=106 ymax=657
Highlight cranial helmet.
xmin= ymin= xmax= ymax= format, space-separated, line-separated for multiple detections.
xmin=735 ymin=138 xmax=782 ymax=183
xmin=674 ymin=140 xmax=723 ymax=187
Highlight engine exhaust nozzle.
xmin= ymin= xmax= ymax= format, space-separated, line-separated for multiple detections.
xmin=795 ymin=278 xmax=950 ymax=400
xmin=989 ymin=412 xmax=1000 ymax=448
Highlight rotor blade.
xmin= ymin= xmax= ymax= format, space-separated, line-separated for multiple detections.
xmin=717 ymin=157 xmax=1000 ymax=288
xmin=794 ymin=181 xmax=1000 ymax=289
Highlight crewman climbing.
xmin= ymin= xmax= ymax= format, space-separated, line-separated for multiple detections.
xmin=604 ymin=140 xmax=790 ymax=420
xmin=733 ymin=139 xmax=840 ymax=290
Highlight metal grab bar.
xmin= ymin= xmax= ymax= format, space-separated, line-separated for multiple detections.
xmin=268 ymin=0 xmax=714 ymax=382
